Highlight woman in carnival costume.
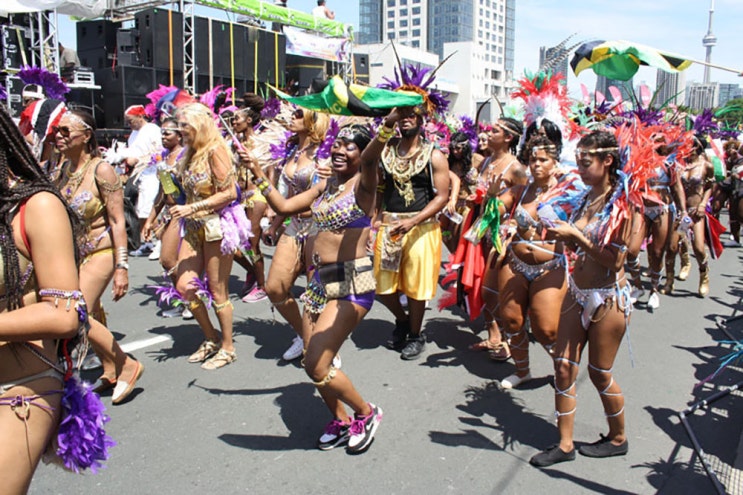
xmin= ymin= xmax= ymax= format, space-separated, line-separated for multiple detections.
xmin=441 ymin=130 xmax=480 ymax=253
xmin=466 ymin=117 xmax=526 ymax=360
xmin=0 ymin=105 xmax=113 ymax=492
xmin=493 ymin=134 xmax=571 ymax=389
xmin=170 ymin=103 xmax=251 ymax=370
xmin=662 ymin=134 xmax=715 ymax=296
xmin=142 ymin=117 xmax=191 ymax=318
xmin=238 ymin=121 xmax=386 ymax=453
xmin=51 ymin=110 xmax=144 ymax=404
xmin=230 ymin=94 xmax=270 ymax=304
xmin=263 ymin=107 xmax=330 ymax=361
xmin=624 ymin=124 xmax=688 ymax=310
xmin=531 ymin=129 xmax=641 ymax=467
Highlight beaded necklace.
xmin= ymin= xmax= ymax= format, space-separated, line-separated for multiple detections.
xmin=62 ymin=156 xmax=96 ymax=202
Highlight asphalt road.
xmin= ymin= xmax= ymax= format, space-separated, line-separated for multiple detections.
xmin=29 ymin=237 xmax=743 ymax=494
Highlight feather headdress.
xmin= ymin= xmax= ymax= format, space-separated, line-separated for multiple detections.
xmin=18 ymin=65 xmax=70 ymax=101
xmin=378 ymin=43 xmax=451 ymax=116
xmin=511 ymin=70 xmax=579 ymax=140
xmin=145 ymin=85 xmax=195 ymax=120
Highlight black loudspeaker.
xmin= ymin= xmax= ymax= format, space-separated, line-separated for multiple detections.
xmin=78 ymin=48 xmax=114 ymax=70
xmin=135 ymin=8 xmax=183 ymax=71
xmin=155 ymin=69 xmax=184 ymax=88
xmin=96 ymin=93 xmax=150 ymax=129
xmin=286 ymin=55 xmax=324 ymax=90
xmin=192 ymin=18 xmax=247 ymax=78
xmin=95 ymin=66 xmax=155 ymax=97
xmin=77 ymin=20 xmax=121 ymax=52
xmin=2 ymin=26 xmax=32 ymax=71
xmin=116 ymin=29 xmax=141 ymax=66
xmin=353 ymin=53 xmax=369 ymax=85
xmin=66 ymin=87 xmax=99 ymax=124
xmin=3 ymin=76 xmax=25 ymax=118
xmin=195 ymin=75 xmax=246 ymax=97
xmin=257 ymin=29 xmax=286 ymax=85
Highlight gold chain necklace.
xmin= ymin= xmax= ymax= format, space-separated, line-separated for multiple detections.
xmin=63 ymin=156 xmax=96 ymax=201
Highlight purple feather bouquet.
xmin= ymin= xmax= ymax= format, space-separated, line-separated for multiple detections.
xmin=54 ymin=376 xmax=115 ymax=473
xmin=18 ymin=65 xmax=70 ymax=100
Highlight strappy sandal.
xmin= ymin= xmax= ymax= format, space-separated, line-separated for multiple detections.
xmin=201 ymin=349 xmax=237 ymax=370
xmin=488 ymin=343 xmax=511 ymax=362
xmin=469 ymin=339 xmax=499 ymax=351
xmin=188 ymin=340 xmax=219 ymax=363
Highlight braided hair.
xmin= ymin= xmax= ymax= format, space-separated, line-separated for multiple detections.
xmin=0 ymin=105 xmax=82 ymax=311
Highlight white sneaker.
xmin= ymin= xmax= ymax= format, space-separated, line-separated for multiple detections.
xmin=501 ymin=372 xmax=532 ymax=390
xmin=282 ymin=336 xmax=304 ymax=361
xmin=629 ymin=286 xmax=645 ymax=304
xmin=647 ymin=291 xmax=660 ymax=310
xmin=162 ymin=306 xmax=184 ymax=318
xmin=148 ymin=240 xmax=162 ymax=260
xmin=182 ymin=307 xmax=194 ymax=320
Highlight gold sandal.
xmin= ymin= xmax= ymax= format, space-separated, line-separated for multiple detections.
xmin=201 ymin=349 xmax=237 ymax=370
xmin=188 ymin=340 xmax=219 ymax=363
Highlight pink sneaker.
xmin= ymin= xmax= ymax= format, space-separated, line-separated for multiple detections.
xmin=242 ymin=286 xmax=267 ymax=303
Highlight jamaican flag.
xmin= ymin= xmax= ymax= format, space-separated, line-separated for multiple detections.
xmin=571 ymin=40 xmax=693 ymax=81
xmin=271 ymin=76 xmax=423 ymax=117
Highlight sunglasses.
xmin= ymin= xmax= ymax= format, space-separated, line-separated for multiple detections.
xmin=292 ymin=109 xmax=304 ymax=119
xmin=161 ymin=128 xmax=180 ymax=136
xmin=52 ymin=125 xmax=83 ymax=137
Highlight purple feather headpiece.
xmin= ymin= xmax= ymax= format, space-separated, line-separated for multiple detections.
xmin=458 ymin=115 xmax=478 ymax=150
xmin=317 ymin=118 xmax=340 ymax=160
xmin=690 ymin=109 xmax=720 ymax=137
xmin=620 ymin=105 xmax=664 ymax=127
xmin=18 ymin=65 xmax=70 ymax=101
xmin=378 ymin=63 xmax=449 ymax=116
xmin=261 ymin=97 xmax=282 ymax=120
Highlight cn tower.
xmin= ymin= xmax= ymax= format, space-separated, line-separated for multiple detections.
xmin=702 ymin=0 xmax=717 ymax=83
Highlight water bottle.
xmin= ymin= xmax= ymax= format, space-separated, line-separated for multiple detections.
xmin=442 ymin=208 xmax=463 ymax=225
xmin=537 ymin=204 xmax=562 ymax=227
xmin=677 ymin=215 xmax=693 ymax=236
xmin=157 ymin=164 xmax=179 ymax=195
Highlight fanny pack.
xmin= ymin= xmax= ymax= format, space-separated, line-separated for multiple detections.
xmin=317 ymin=258 xmax=376 ymax=299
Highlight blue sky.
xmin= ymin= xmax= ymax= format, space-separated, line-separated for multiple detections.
xmin=60 ymin=0 xmax=743 ymax=97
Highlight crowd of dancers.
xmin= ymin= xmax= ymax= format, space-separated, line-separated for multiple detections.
xmin=1 ymin=63 xmax=742 ymax=492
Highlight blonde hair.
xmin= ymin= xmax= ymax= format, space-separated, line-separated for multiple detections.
xmin=304 ymin=110 xmax=330 ymax=144
xmin=177 ymin=103 xmax=232 ymax=172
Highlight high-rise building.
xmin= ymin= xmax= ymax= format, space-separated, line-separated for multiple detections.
xmin=718 ymin=83 xmax=742 ymax=106
xmin=686 ymin=82 xmax=719 ymax=110
xmin=596 ymin=75 xmax=634 ymax=102
xmin=357 ymin=0 xmax=515 ymax=114
xmin=655 ymin=70 xmax=686 ymax=106
xmin=538 ymin=44 xmax=569 ymax=83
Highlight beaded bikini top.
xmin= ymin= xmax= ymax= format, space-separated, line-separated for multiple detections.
xmin=312 ymin=182 xmax=371 ymax=232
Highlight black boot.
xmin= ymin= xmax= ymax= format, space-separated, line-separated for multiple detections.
xmin=401 ymin=334 xmax=426 ymax=360
xmin=387 ymin=319 xmax=410 ymax=350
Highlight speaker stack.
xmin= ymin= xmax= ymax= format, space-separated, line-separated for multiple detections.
xmin=286 ymin=54 xmax=325 ymax=93
xmin=1 ymin=25 xmax=32 ymax=71
xmin=353 ymin=54 xmax=370 ymax=85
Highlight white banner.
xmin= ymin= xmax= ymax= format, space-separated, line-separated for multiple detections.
xmin=283 ymin=26 xmax=350 ymax=63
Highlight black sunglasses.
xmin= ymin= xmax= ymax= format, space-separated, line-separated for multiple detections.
xmin=52 ymin=125 xmax=78 ymax=137
xmin=161 ymin=128 xmax=180 ymax=136
xmin=292 ymin=109 xmax=304 ymax=119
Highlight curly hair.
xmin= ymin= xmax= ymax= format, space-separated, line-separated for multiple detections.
xmin=0 ymin=105 xmax=82 ymax=311
xmin=519 ymin=118 xmax=563 ymax=164
xmin=576 ymin=131 xmax=621 ymax=188
xmin=524 ymin=134 xmax=560 ymax=163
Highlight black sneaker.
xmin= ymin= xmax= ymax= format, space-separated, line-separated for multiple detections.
xmin=529 ymin=445 xmax=576 ymax=467
xmin=347 ymin=403 xmax=383 ymax=454
xmin=387 ymin=319 xmax=411 ymax=350
xmin=401 ymin=335 xmax=425 ymax=360
xmin=578 ymin=434 xmax=628 ymax=458
xmin=317 ymin=419 xmax=350 ymax=451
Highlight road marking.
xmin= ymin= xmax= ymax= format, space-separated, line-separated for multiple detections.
xmin=120 ymin=335 xmax=173 ymax=353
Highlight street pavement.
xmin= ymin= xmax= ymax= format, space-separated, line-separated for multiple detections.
xmin=29 ymin=237 xmax=743 ymax=494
